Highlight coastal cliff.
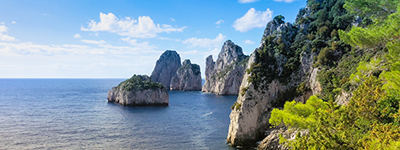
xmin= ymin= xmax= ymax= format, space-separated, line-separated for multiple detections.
xmin=202 ymin=40 xmax=248 ymax=95
xmin=107 ymin=75 xmax=169 ymax=106
xmin=226 ymin=0 xmax=368 ymax=147
xmin=227 ymin=13 xmax=323 ymax=147
xmin=170 ymin=59 xmax=202 ymax=91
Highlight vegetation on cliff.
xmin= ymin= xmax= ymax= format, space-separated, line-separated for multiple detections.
xmin=119 ymin=75 xmax=165 ymax=91
xmin=269 ymin=0 xmax=400 ymax=149
xmin=246 ymin=0 xmax=359 ymax=104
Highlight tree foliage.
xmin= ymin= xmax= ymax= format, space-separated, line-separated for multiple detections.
xmin=268 ymin=0 xmax=400 ymax=149
xmin=344 ymin=0 xmax=398 ymax=23
xmin=119 ymin=75 xmax=165 ymax=91
xmin=270 ymin=77 xmax=400 ymax=149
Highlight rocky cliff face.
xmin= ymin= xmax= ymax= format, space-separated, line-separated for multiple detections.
xmin=227 ymin=16 xmax=321 ymax=147
xmin=257 ymin=127 xmax=308 ymax=150
xmin=170 ymin=59 xmax=202 ymax=91
xmin=227 ymin=0 xmax=360 ymax=148
xmin=227 ymin=53 xmax=294 ymax=146
xmin=202 ymin=40 xmax=248 ymax=95
xmin=107 ymin=75 xmax=169 ymax=106
xmin=151 ymin=50 xmax=181 ymax=89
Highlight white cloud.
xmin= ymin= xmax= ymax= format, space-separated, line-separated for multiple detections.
xmin=121 ymin=37 xmax=157 ymax=50
xmin=61 ymin=44 xmax=89 ymax=49
xmin=170 ymin=18 xmax=175 ymax=21
xmin=0 ymin=25 xmax=17 ymax=41
xmin=0 ymin=25 xmax=7 ymax=33
xmin=0 ymin=40 xmax=160 ymax=57
xmin=233 ymin=8 xmax=273 ymax=32
xmin=73 ymin=33 xmax=82 ymax=38
xmin=244 ymin=40 xmax=255 ymax=44
xmin=182 ymin=33 xmax=226 ymax=48
xmin=11 ymin=21 xmax=17 ymax=24
xmin=215 ymin=20 xmax=224 ymax=25
xmin=238 ymin=0 xmax=259 ymax=3
xmin=158 ymin=37 xmax=181 ymax=42
xmin=81 ymin=39 xmax=107 ymax=45
xmin=274 ymin=0 xmax=296 ymax=3
xmin=209 ymin=48 xmax=220 ymax=60
xmin=81 ymin=12 xmax=186 ymax=38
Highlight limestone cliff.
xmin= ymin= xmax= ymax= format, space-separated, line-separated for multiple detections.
xmin=227 ymin=15 xmax=321 ymax=147
xmin=107 ymin=75 xmax=169 ymax=106
xmin=151 ymin=50 xmax=181 ymax=89
xmin=202 ymin=40 xmax=248 ymax=95
xmin=227 ymin=0 xmax=360 ymax=148
xmin=257 ymin=127 xmax=308 ymax=150
xmin=170 ymin=59 xmax=202 ymax=91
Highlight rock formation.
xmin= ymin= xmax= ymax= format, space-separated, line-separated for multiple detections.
xmin=227 ymin=15 xmax=321 ymax=147
xmin=257 ymin=127 xmax=308 ymax=150
xmin=107 ymin=75 xmax=169 ymax=106
xmin=202 ymin=40 xmax=248 ymax=95
xmin=170 ymin=59 xmax=202 ymax=91
xmin=151 ymin=50 xmax=181 ymax=89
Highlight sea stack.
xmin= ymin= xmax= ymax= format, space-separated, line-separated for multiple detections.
xmin=150 ymin=50 xmax=181 ymax=89
xmin=202 ymin=40 xmax=248 ymax=95
xmin=170 ymin=59 xmax=202 ymax=91
xmin=107 ymin=75 xmax=169 ymax=106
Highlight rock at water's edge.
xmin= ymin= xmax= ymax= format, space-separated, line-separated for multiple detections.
xmin=227 ymin=18 xmax=320 ymax=147
xmin=151 ymin=50 xmax=181 ymax=89
xmin=107 ymin=75 xmax=169 ymax=106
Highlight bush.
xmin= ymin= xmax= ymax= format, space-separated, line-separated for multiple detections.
xmin=119 ymin=75 xmax=165 ymax=91
xmin=231 ymin=101 xmax=242 ymax=110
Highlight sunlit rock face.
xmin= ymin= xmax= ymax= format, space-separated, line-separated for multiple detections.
xmin=202 ymin=40 xmax=248 ymax=95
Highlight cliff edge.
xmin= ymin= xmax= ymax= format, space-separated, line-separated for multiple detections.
xmin=202 ymin=40 xmax=248 ymax=95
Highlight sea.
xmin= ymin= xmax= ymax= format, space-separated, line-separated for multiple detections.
xmin=0 ymin=79 xmax=238 ymax=150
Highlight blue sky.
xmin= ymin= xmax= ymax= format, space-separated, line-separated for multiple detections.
xmin=0 ymin=0 xmax=306 ymax=78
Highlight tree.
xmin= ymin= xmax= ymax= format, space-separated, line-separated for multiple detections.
xmin=344 ymin=0 xmax=398 ymax=23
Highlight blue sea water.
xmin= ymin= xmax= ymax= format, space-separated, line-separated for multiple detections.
xmin=0 ymin=79 xmax=237 ymax=150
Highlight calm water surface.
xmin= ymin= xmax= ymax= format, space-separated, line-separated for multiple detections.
xmin=0 ymin=79 xmax=237 ymax=149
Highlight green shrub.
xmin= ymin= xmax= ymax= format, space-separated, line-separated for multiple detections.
xmin=119 ymin=75 xmax=165 ymax=91
xmin=231 ymin=101 xmax=242 ymax=110
xmin=240 ymin=86 xmax=249 ymax=96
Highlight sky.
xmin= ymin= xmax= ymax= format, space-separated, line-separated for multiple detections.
xmin=0 ymin=0 xmax=307 ymax=78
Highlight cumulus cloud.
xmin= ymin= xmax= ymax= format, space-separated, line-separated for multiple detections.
xmin=0 ymin=25 xmax=17 ymax=41
xmin=81 ymin=12 xmax=186 ymax=38
xmin=121 ymin=37 xmax=157 ymax=50
xmin=73 ymin=33 xmax=82 ymax=38
xmin=215 ymin=20 xmax=224 ymax=25
xmin=233 ymin=8 xmax=273 ymax=32
xmin=274 ymin=0 xmax=296 ymax=3
xmin=182 ymin=33 xmax=226 ymax=48
xmin=81 ymin=39 xmax=107 ymax=45
xmin=11 ymin=21 xmax=17 ymax=24
xmin=170 ymin=18 xmax=175 ymax=21
xmin=244 ymin=40 xmax=255 ymax=44
xmin=238 ymin=0 xmax=259 ymax=3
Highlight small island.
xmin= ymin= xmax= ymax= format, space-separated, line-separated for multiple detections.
xmin=107 ymin=75 xmax=169 ymax=106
